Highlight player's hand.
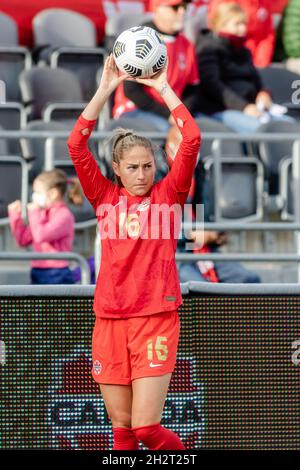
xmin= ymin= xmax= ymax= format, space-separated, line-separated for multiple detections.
xmin=8 ymin=200 xmax=21 ymax=212
xmin=98 ymin=54 xmax=129 ymax=94
xmin=131 ymin=58 xmax=169 ymax=92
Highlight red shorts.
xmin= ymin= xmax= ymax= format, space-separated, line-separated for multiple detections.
xmin=91 ymin=310 xmax=180 ymax=385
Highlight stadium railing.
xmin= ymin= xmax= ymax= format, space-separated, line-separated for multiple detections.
xmin=0 ymin=252 xmax=91 ymax=284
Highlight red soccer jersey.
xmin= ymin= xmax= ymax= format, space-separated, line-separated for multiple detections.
xmin=68 ymin=104 xmax=201 ymax=318
xmin=113 ymin=33 xmax=199 ymax=118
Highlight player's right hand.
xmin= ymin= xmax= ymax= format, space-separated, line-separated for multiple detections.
xmin=98 ymin=54 xmax=129 ymax=94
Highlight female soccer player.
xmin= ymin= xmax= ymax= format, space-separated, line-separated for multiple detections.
xmin=68 ymin=55 xmax=201 ymax=450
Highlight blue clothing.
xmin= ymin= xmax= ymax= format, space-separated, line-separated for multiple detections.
xmin=31 ymin=267 xmax=75 ymax=285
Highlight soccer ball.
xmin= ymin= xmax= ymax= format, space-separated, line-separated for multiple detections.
xmin=113 ymin=26 xmax=167 ymax=78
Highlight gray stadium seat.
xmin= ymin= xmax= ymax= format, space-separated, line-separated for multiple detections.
xmin=258 ymin=120 xmax=300 ymax=195
xmin=280 ymin=157 xmax=294 ymax=220
xmin=202 ymin=156 xmax=264 ymax=221
xmin=33 ymin=8 xmax=97 ymax=49
xmin=193 ymin=116 xmax=245 ymax=208
xmin=105 ymin=12 xmax=153 ymax=51
xmin=32 ymin=8 xmax=105 ymax=101
xmin=0 ymin=103 xmax=26 ymax=154
xmin=0 ymin=156 xmax=28 ymax=223
xmin=20 ymin=120 xmax=74 ymax=182
xmin=258 ymin=65 xmax=300 ymax=110
xmin=19 ymin=66 xmax=84 ymax=120
xmin=0 ymin=124 xmax=9 ymax=155
xmin=0 ymin=12 xmax=18 ymax=46
xmin=195 ymin=116 xmax=243 ymax=158
xmin=0 ymin=47 xmax=32 ymax=102
xmin=183 ymin=9 xmax=208 ymax=43
xmin=49 ymin=47 xmax=106 ymax=101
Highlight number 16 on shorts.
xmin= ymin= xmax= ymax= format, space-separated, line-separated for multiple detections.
xmin=147 ymin=336 xmax=169 ymax=362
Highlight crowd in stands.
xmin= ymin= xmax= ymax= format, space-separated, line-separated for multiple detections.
xmin=1 ymin=0 xmax=299 ymax=285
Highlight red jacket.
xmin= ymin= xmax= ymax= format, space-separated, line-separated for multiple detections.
xmin=208 ymin=0 xmax=275 ymax=67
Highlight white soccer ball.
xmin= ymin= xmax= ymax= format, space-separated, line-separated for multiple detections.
xmin=113 ymin=26 xmax=167 ymax=78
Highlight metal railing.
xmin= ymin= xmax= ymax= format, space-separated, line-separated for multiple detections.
xmin=0 ymin=252 xmax=91 ymax=285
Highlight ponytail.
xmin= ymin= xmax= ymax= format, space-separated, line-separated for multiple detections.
xmin=67 ymin=177 xmax=85 ymax=206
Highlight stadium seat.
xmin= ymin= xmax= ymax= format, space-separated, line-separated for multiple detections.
xmin=0 ymin=103 xmax=26 ymax=155
xmin=258 ymin=120 xmax=300 ymax=195
xmin=19 ymin=66 xmax=85 ymax=121
xmin=193 ymin=116 xmax=246 ymax=209
xmin=49 ymin=48 xmax=106 ymax=101
xmin=258 ymin=65 xmax=300 ymax=114
xmin=195 ymin=116 xmax=243 ymax=159
xmin=0 ymin=12 xmax=19 ymax=45
xmin=32 ymin=8 xmax=106 ymax=101
xmin=202 ymin=156 xmax=264 ymax=221
xmin=0 ymin=156 xmax=29 ymax=224
xmin=279 ymin=157 xmax=293 ymax=220
xmin=20 ymin=120 xmax=74 ymax=182
xmin=104 ymin=12 xmax=153 ymax=52
xmin=33 ymin=8 xmax=97 ymax=53
xmin=0 ymin=46 xmax=32 ymax=102
xmin=183 ymin=9 xmax=208 ymax=43
xmin=0 ymin=13 xmax=32 ymax=102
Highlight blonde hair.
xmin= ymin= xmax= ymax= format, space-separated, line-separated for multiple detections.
xmin=210 ymin=2 xmax=247 ymax=32
xmin=35 ymin=169 xmax=84 ymax=206
xmin=109 ymin=128 xmax=155 ymax=186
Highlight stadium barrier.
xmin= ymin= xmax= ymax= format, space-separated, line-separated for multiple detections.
xmin=1 ymin=284 xmax=299 ymax=450
xmin=0 ymin=252 xmax=91 ymax=284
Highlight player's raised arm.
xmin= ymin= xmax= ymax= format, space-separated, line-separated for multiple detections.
xmin=67 ymin=55 xmax=128 ymax=208
xmin=133 ymin=63 xmax=201 ymax=197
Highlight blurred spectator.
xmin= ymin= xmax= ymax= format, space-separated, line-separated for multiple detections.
xmin=8 ymin=169 xmax=83 ymax=285
xmin=283 ymin=0 xmax=300 ymax=59
xmin=208 ymin=0 xmax=275 ymax=67
xmin=166 ymin=124 xmax=261 ymax=283
xmin=113 ymin=0 xmax=199 ymax=131
xmin=195 ymin=2 xmax=292 ymax=133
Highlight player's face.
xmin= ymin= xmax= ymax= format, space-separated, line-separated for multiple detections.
xmin=113 ymin=146 xmax=156 ymax=196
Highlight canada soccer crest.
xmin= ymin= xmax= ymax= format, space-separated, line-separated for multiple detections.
xmin=48 ymin=347 xmax=205 ymax=449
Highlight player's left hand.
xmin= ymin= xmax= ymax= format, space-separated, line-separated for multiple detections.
xmin=131 ymin=58 xmax=169 ymax=92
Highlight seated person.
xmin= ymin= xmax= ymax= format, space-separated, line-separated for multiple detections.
xmin=195 ymin=2 xmax=292 ymax=133
xmin=208 ymin=0 xmax=276 ymax=67
xmin=166 ymin=123 xmax=261 ymax=283
xmin=113 ymin=0 xmax=199 ymax=132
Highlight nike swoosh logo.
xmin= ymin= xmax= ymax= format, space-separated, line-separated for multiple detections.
xmin=149 ymin=362 xmax=163 ymax=368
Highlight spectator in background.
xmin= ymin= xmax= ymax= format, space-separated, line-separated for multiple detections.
xmin=194 ymin=2 xmax=292 ymax=133
xmin=283 ymin=0 xmax=300 ymax=61
xmin=113 ymin=0 xmax=199 ymax=131
xmin=208 ymin=0 xmax=275 ymax=67
xmin=166 ymin=124 xmax=261 ymax=283
xmin=8 ymin=169 xmax=83 ymax=285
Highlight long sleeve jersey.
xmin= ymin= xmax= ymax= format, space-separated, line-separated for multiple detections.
xmin=68 ymin=104 xmax=201 ymax=318
xmin=8 ymin=201 xmax=75 ymax=268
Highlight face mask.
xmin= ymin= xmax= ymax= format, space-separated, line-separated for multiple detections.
xmin=32 ymin=191 xmax=47 ymax=208
xmin=218 ymin=32 xmax=247 ymax=49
